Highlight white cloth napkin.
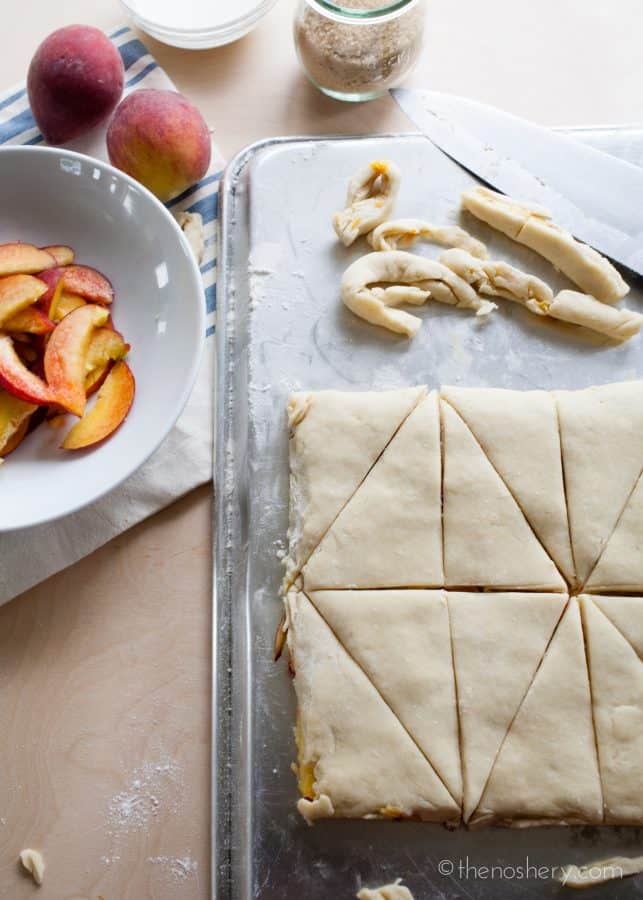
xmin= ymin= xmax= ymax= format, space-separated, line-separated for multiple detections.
xmin=0 ymin=27 xmax=223 ymax=604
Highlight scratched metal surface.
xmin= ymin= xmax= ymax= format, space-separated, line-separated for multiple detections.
xmin=214 ymin=130 xmax=643 ymax=900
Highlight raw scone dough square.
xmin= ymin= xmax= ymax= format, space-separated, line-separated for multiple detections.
xmin=283 ymin=381 xmax=643 ymax=827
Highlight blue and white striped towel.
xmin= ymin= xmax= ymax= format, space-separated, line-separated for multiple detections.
xmin=0 ymin=27 xmax=224 ymax=604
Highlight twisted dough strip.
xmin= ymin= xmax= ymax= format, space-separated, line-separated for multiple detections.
xmin=333 ymin=160 xmax=401 ymax=247
xmin=341 ymin=250 xmax=497 ymax=337
xmin=461 ymin=186 xmax=629 ymax=304
xmin=368 ymin=218 xmax=488 ymax=258
xmin=441 ymin=249 xmax=642 ymax=341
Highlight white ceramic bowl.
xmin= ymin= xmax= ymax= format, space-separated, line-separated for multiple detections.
xmin=0 ymin=146 xmax=205 ymax=531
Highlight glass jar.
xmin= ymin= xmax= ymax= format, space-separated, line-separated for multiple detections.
xmin=293 ymin=0 xmax=426 ymax=102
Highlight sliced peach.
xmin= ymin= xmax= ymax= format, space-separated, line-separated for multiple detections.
xmin=51 ymin=291 xmax=86 ymax=322
xmin=0 ymin=334 xmax=55 ymax=405
xmin=85 ymin=360 xmax=111 ymax=396
xmin=62 ymin=360 xmax=134 ymax=450
xmin=44 ymin=304 xmax=109 ymax=416
xmin=0 ymin=242 xmax=56 ymax=276
xmin=86 ymin=326 xmax=129 ymax=371
xmin=3 ymin=306 xmax=55 ymax=335
xmin=0 ymin=389 xmax=36 ymax=449
xmin=0 ymin=415 xmax=30 ymax=457
xmin=63 ymin=265 xmax=113 ymax=305
xmin=42 ymin=245 xmax=74 ymax=266
xmin=0 ymin=274 xmax=48 ymax=325
xmin=36 ymin=266 xmax=65 ymax=312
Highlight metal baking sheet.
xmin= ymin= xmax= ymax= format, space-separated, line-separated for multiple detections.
xmin=214 ymin=130 xmax=643 ymax=900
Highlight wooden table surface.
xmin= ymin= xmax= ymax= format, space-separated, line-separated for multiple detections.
xmin=1 ymin=1 xmax=641 ymax=897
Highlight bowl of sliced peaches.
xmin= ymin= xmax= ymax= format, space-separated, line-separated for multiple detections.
xmin=0 ymin=146 xmax=204 ymax=530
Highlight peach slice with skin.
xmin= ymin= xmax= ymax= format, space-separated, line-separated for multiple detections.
xmin=0 ymin=274 xmax=48 ymax=325
xmin=62 ymin=360 xmax=134 ymax=450
xmin=3 ymin=306 xmax=55 ymax=335
xmin=36 ymin=266 xmax=66 ymax=313
xmin=0 ymin=389 xmax=36 ymax=449
xmin=63 ymin=265 xmax=113 ymax=305
xmin=44 ymin=303 xmax=109 ymax=416
xmin=0 ymin=242 xmax=56 ymax=276
xmin=42 ymin=245 xmax=74 ymax=266
xmin=0 ymin=334 xmax=56 ymax=405
xmin=84 ymin=360 xmax=111 ymax=396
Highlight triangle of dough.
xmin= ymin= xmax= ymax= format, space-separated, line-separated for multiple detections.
xmin=441 ymin=386 xmax=574 ymax=584
xmin=474 ymin=598 xmax=603 ymax=825
xmin=585 ymin=472 xmax=643 ymax=592
xmin=285 ymin=387 xmax=426 ymax=583
xmin=580 ymin=595 xmax=643 ymax=824
xmin=441 ymin=401 xmax=565 ymax=590
xmin=308 ymin=589 xmax=461 ymax=805
xmin=593 ymin=595 xmax=643 ymax=660
xmin=285 ymin=591 xmax=459 ymax=823
xmin=555 ymin=381 xmax=643 ymax=587
xmin=448 ymin=591 xmax=567 ymax=822
xmin=302 ymin=393 xmax=443 ymax=590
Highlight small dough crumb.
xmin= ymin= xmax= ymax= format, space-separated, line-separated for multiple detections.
xmin=559 ymin=855 xmax=643 ymax=889
xmin=357 ymin=878 xmax=414 ymax=899
xmin=19 ymin=848 xmax=45 ymax=886
xmin=175 ymin=210 xmax=205 ymax=264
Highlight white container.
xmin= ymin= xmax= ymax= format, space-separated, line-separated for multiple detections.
xmin=121 ymin=0 xmax=279 ymax=49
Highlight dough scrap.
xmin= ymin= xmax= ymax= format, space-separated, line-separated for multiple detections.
xmin=333 ymin=160 xmax=401 ymax=246
xmin=441 ymin=400 xmax=565 ymax=590
xmin=555 ymin=381 xmax=643 ymax=587
xmin=19 ymin=848 xmax=45 ymax=886
xmin=357 ymin=879 xmax=414 ymax=900
xmin=440 ymin=247 xmax=553 ymax=309
xmin=580 ymin=595 xmax=643 ymax=824
xmin=285 ymin=590 xmax=460 ymax=823
xmin=441 ymin=386 xmax=575 ymax=584
xmin=442 ymin=249 xmax=641 ymax=341
xmin=543 ymin=290 xmax=643 ymax=341
xmin=285 ymin=387 xmax=425 ymax=585
xmin=174 ymin=210 xmax=205 ymax=263
xmin=448 ymin=591 xmax=566 ymax=821
xmin=341 ymin=250 xmax=496 ymax=338
xmin=309 ymin=589 xmax=461 ymax=804
xmin=473 ymin=599 xmax=603 ymax=826
xmin=302 ymin=392 xmax=443 ymax=589
xmin=560 ymin=856 xmax=643 ymax=889
xmin=368 ymin=218 xmax=487 ymax=258
xmin=461 ymin=186 xmax=629 ymax=303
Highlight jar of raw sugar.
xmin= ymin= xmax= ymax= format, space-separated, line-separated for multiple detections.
xmin=294 ymin=0 xmax=426 ymax=102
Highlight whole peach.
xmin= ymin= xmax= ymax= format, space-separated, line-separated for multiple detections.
xmin=28 ymin=25 xmax=124 ymax=145
xmin=106 ymin=89 xmax=211 ymax=202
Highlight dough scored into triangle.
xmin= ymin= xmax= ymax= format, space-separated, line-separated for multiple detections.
xmin=302 ymin=393 xmax=443 ymax=590
xmin=441 ymin=401 xmax=565 ymax=590
xmin=448 ymin=591 xmax=567 ymax=822
xmin=308 ymin=589 xmax=461 ymax=805
xmin=285 ymin=590 xmax=459 ymax=823
xmin=441 ymin=386 xmax=574 ymax=584
xmin=555 ymin=381 xmax=643 ymax=587
xmin=473 ymin=598 xmax=603 ymax=826
xmin=285 ymin=386 xmax=426 ymax=584
xmin=580 ymin=595 xmax=643 ymax=824
xmin=594 ymin=595 xmax=643 ymax=658
xmin=585 ymin=472 xmax=643 ymax=592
